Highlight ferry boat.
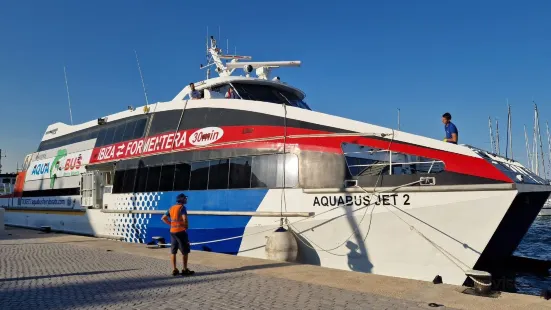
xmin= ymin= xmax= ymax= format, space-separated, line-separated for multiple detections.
xmin=2 ymin=37 xmax=550 ymax=286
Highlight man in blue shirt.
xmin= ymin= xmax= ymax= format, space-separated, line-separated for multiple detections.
xmin=442 ymin=112 xmax=458 ymax=144
xmin=189 ymin=83 xmax=201 ymax=100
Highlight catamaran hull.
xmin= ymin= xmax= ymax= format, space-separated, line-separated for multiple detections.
xmin=3 ymin=185 xmax=547 ymax=286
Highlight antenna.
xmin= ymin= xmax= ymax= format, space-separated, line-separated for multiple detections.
xmin=397 ymin=108 xmax=400 ymax=130
xmin=134 ymin=50 xmax=149 ymax=107
xmin=63 ymin=66 xmax=74 ymax=125
xmin=227 ymin=39 xmax=229 ymax=55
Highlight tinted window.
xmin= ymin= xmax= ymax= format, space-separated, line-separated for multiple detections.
xmin=96 ymin=128 xmax=108 ymax=146
xmin=342 ymin=144 xmax=445 ymax=176
xmin=122 ymin=120 xmax=137 ymax=141
xmin=112 ymin=122 xmax=127 ymax=144
xmin=231 ymin=83 xmax=310 ymax=110
xmin=113 ymin=170 xmax=125 ymax=193
xmin=122 ymin=169 xmax=137 ymax=193
xmin=149 ymin=110 xmax=182 ymax=136
xmin=159 ymin=164 xmax=175 ymax=191
xmin=134 ymin=166 xmax=148 ymax=193
xmin=173 ymin=163 xmax=191 ymax=191
xmin=132 ymin=118 xmax=148 ymax=139
xmin=86 ymin=129 xmax=99 ymax=141
xmin=251 ymin=155 xmax=277 ymax=188
xmin=229 ymin=157 xmax=252 ymax=188
xmin=190 ymin=161 xmax=209 ymax=190
xmin=101 ymin=126 xmax=116 ymax=146
xmin=208 ymin=159 xmax=229 ymax=189
xmin=146 ymin=166 xmax=161 ymax=192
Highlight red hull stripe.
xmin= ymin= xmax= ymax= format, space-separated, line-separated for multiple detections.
xmin=89 ymin=125 xmax=512 ymax=183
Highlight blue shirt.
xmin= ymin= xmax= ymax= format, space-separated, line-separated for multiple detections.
xmin=164 ymin=204 xmax=187 ymax=218
xmin=190 ymin=90 xmax=201 ymax=99
xmin=445 ymin=122 xmax=458 ymax=144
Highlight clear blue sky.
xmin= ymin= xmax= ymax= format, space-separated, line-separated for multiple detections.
xmin=2 ymin=0 xmax=551 ymax=173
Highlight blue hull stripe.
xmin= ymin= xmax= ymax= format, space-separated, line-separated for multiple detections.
xmin=140 ymin=189 xmax=268 ymax=254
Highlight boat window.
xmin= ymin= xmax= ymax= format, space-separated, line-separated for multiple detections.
xmin=86 ymin=129 xmax=99 ymax=141
xmin=134 ymin=166 xmax=148 ymax=193
xmin=112 ymin=122 xmax=127 ymax=144
xmin=109 ymin=153 xmax=299 ymax=194
xmin=173 ymin=163 xmax=191 ymax=191
xmin=276 ymin=153 xmax=299 ymax=188
xmin=159 ymin=164 xmax=176 ymax=191
xmin=121 ymin=169 xmax=137 ymax=193
xmin=112 ymin=170 xmax=125 ymax=194
xmin=231 ymin=83 xmax=310 ymax=110
xmin=96 ymin=128 xmax=108 ymax=147
xmin=145 ymin=166 xmax=161 ymax=192
xmin=100 ymin=126 xmax=116 ymax=147
xmin=229 ymin=157 xmax=252 ymax=189
xmin=250 ymin=153 xmax=299 ymax=188
xmin=149 ymin=110 xmax=183 ymax=136
xmin=190 ymin=161 xmax=210 ymax=190
xmin=122 ymin=120 xmax=138 ymax=142
xmin=132 ymin=118 xmax=148 ymax=140
xmin=251 ymin=155 xmax=277 ymax=188
xmin=208 ymin=159 xmax=230 ymax=189
xmin=342 ymin=143 xmax=445 ymax=177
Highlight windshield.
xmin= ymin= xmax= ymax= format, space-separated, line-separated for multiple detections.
xmin=231 ymin=82 xmax=311 ymax=110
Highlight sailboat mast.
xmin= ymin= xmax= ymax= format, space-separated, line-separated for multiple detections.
xmin=524 ymin=124 xmax=532 ymax=170
xmin=533 ymin=106 xmax=539 ymax=175
xmin=535 ymin=103 xmax=547 ymax=178
xmin=507 ymin=102 xmax=513 ymax=159
xmin=496 ymin=118 xmax=500 ymax=155
xmin=489 ymin=117 xmax=496 ymax=153
xmin=546 ymin=121 xmax=551 ymax=178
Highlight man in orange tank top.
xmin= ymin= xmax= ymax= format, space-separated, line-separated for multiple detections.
xmin=161 ymin=193 xmax=195 ymax=276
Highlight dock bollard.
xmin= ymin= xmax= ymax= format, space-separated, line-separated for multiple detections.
xmin=465 ymin=269 xmax=492 ymax=295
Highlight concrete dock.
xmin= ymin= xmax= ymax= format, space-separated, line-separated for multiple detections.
xmin=0 ymin=227 xmax=550 ymax=310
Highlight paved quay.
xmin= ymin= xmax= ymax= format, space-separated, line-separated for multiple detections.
xmin=0 ymin=228 xmax=550 ymax=310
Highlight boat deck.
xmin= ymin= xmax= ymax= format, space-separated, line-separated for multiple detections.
xmin=1 ymin=227 xmax=550 ymax=310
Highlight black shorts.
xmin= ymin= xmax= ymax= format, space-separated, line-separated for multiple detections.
xmin=170 ymin=231 xmax=190 ymax=255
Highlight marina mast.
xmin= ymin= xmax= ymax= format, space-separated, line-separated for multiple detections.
xmin=489 ymin=117 xmax=496 ymax=153
xmin=0 ymin=149 xmax=5 ymax=174
xmin=534 ymin=103 xmax=547 ymax=178
xmin=506 ymin=102 xmax=513 ymax=159
xmin=495 ymin=118 xmax=501 ymax=155
xmin=524 ymin=125 xmax=532 ymax=171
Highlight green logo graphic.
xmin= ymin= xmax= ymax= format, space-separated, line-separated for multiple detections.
xmin=49 ymin=149 xmax=67 ymax=189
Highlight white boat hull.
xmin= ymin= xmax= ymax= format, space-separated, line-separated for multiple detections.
xmin=3 ymin=186 xmax=535 ymax=286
